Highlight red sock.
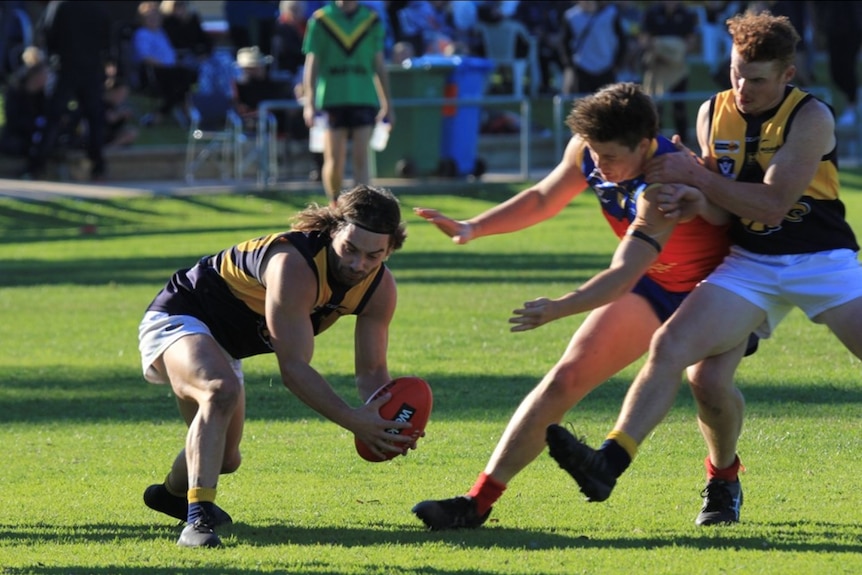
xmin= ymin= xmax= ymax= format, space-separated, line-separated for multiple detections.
xmin=467 ymin=472 xmax=506 ymax=516
xmin=705 ymin=455 xmax=742 ymax=482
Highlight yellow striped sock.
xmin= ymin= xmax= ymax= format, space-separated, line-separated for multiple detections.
xmin=188 ymin=487 xmax=217 ymax=504
xmin=607 ymin=429 xmax=638 ymax=460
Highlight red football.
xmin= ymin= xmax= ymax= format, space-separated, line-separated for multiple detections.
xmin=355 ymin=376 xmax=433 ymax=462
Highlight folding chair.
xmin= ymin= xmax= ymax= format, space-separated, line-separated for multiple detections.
xmin=476 ymin=19 xmax=540 ymax=98
xmin=235 ymin=109 xmax=278 ymax=182
xmin=184 ymin=90 xmax=241 ymax=183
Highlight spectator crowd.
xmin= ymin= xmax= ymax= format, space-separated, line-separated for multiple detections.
xmin=0 ymin=1 xmax=857 ymax=181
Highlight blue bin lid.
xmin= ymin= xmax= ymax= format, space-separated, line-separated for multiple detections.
xmin=403 ymin=55 xmax=457 ymax=70
xmin=403 ymin=55 xmax=495 ymax=70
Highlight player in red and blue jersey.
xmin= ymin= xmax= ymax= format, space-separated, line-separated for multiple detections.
xmin=411 ymin=82 xmax=755 ymax=530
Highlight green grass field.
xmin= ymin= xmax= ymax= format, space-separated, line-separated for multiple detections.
xmin=1 ymin=176 xmax=861 ymax=574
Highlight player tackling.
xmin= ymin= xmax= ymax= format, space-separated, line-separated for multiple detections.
xmin=411 ymin=82 xmax=757 ymax=530
xmin=546 ymin=10 xmax=862 ymax=526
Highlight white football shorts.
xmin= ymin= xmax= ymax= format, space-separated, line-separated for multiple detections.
xmin=138 ymin=311 xmax=244 ymax=385
xmin=702 ymin=246 xmax=862 ymax=339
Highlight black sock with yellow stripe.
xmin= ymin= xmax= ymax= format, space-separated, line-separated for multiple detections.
xmin=599 ymin=430 xmax=638 ymax=478
xmin=187 ymin=487 xmax=217 ymax=525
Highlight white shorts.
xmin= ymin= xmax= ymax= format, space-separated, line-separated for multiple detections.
xmin=138 ymin=311 xmax=243 ymax=385
xmin=702 ymin=246 xmax=862 ymax=339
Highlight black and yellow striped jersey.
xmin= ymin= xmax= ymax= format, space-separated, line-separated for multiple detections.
xmin=147 ymin=230 xmax=386 ymax=359
xmin=707 ymin=86 xmax=859 ymax=254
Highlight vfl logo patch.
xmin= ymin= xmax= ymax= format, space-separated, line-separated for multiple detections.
xmin=714 ymin=140 xmax=740 ymax=152
xmin=717 ymin=156 xmax=736 ymax=178
xmin=385 ymin=403 xmax=416 ymax=435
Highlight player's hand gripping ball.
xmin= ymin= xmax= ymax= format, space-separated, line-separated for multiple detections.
xmin=355 ymin=376 xmax=433 ymax=462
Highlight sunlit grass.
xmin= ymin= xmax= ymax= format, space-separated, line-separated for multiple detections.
xmin=1 ymin=179 xmax=861 ymax=574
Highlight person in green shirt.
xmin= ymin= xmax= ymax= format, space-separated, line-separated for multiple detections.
xmin=303 ymin=0 xmax=395 ymax=207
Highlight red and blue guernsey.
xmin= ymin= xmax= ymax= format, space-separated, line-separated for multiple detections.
xmin=580 ymin=135 xmax=731 ymax=293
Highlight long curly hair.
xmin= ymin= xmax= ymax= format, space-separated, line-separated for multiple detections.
xmin=290 ymin=185 xmax=407 ymax=251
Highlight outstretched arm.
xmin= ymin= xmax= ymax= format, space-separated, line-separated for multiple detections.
xmin=353 ymin=269 xmax=423 ymax=457
xmin=413 ymin=136 xmax=591 ymax=244
xmin=262 ymin=246 xmax=411 ymax=460
xmin=510 ymin=184 xmax=682 ymax=331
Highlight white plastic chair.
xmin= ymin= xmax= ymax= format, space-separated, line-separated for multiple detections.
xmin=476 ymin=19 xmax=539 ymax=98
xmin=184 ymin=91 xmax=242 ymax=183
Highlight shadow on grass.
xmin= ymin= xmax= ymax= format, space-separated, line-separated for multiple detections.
xmin=0 ymin=368 xmax=551 ymax=424
xmin=0 ymin=192 xmax=317 ymax=248
xmin=4 ymin=255 xmax=606 ymax=289
xmin=388 ymin=250 xmax=610 ymax=284
xmin=235 ymin=520 xmax=862 ymax=554
xmin=0 ymin=197 xmax=220 ymax=241
xmin=2 ymin=367 xmax=862 ymax=425
xmin=0 ymin=185 xmax=606 ymax=287
xmin=0 ymin=181 xmax=597 ymax=284
xmin=0 ymin=250 xmax=248 ymax=287
xmin=2 ymin=221 xmax=280 ymax=243
xmin=0 ymin=184 xmax=540 ymax=256
xmin=0 ymin=186 xmax=519 ymax=242
xmin=0 ymin=247 xmax=610 ymax=288
xmin=2 ymin=519 xmax=861 ymax=575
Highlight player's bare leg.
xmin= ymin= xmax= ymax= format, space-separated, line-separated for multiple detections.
xmin=413 ymin=294 xmax=660 ymax=530
xmin=323 ymin=128 xmax=348 ymax=207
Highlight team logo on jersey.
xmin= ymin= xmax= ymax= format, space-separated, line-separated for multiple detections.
xmin=714 ymin=140 xmax=740 ymax=152
xmin=783 ymin=200 xmax=811 ymax=224
xmin=738 ymin=217 xmax=778 ymax=235
xmin=738 ymin=200 xmax=810 ymax=235
xmin=717 ymin=156 xmax=736 ymax=178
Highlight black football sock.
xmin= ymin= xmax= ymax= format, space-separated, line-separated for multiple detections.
xmin=598 ymin=430 xmax=638 ymax=478
xmin=187 ymin=487 xmax=217 ymax=524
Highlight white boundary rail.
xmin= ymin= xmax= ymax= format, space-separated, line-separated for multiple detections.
xmin=255 ymin=85 xmax=845 ymax=187
xmin=256 ymin=96 xmax=531 ymax=187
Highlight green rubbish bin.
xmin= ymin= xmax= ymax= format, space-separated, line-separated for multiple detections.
xmin=375 ymin=57 xmax=455 ymax=178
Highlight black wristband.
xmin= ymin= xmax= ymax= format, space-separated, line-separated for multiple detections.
xmin=627 ymin=229 xmax=662 ymax=253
